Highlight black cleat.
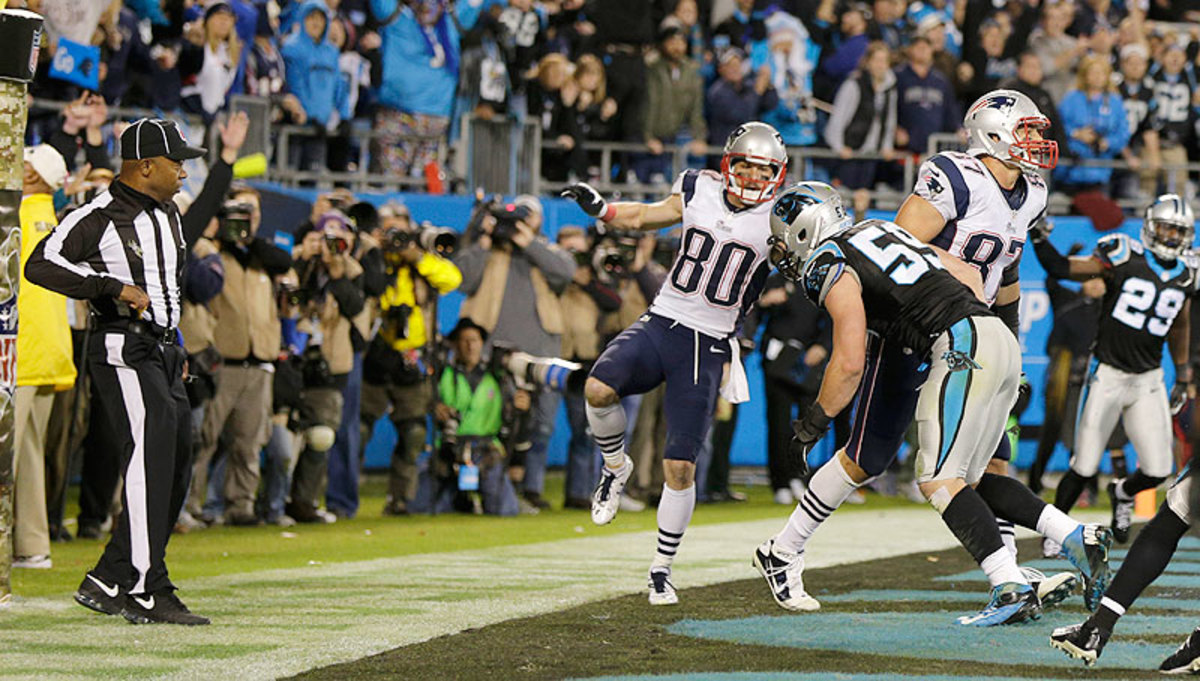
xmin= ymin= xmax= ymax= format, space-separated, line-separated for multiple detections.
xmin=1160 ymin=627 xmax=1200 ymax=675
xmin=1107 ymin=480 xmax=1133 ymax=544
xmin=74 ymin=572 xmax=126 ymax=616
xmin=121 ymin=589 xmax=211 ymax=625
xmin=1050 ymin=620 xmax=1111 ymax=666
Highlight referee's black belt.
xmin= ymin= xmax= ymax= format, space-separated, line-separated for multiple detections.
xmin=97 ymin=318 xmax=179 ymax=345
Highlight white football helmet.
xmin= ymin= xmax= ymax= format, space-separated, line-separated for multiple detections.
xmin=963 ymin=89 xmax=1058 ymax=171
xmin=768 ymin=182 xmax=852 ymax=281
xmin=1142 ymin=194 xmax=1195 ymax=261
xmin=721 ymin=121 xmax=788 ymax=205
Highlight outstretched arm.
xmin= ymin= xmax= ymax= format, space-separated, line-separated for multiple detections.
xmin=561 ymin=182 xmax=683 ymax=232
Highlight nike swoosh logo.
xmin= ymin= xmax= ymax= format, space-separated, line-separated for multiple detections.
xmin=87 ymin=574 xmax=120 ymax=598
xmin=131 ymin=595 xmax=155 ymax=609
xmin=709 ymin=347 xmax=725 ymax=353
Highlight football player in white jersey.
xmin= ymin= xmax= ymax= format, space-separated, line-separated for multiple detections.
xmin=754 ymin=90 xmax=1112 ymax=617
xmin=561 ymin=122 xmax=786 ymax=605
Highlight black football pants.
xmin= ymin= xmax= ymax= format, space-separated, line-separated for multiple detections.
xmin=87 ymin=329 xmax=191 ymax=595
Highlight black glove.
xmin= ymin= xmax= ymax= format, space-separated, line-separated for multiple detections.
xmin=1171 ymin=381 xmax=1191 ymax=415
xmin=1013 ymin=373 xmax=1032 ymax=417
xmin=1028 ymin=218 xmax=1053 ymax=244
xmin=789 ymin=403 xmax=833 ymax=477
xmin=560 ymin=182 xmax=609 ymax=219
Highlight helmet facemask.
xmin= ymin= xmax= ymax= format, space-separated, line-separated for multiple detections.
xmin=722 ymin=154 xmax=787 ymax=205
xmin=1143 ymin=218 xmax=1194 ymax=260
xmin=1005 ymin=117 xmax=1057 ymax=170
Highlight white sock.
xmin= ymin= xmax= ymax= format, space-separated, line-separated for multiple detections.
xmin=651 ymin=484 xmax=695 ymax=572
xmin=1036 ymin=504 xmax=1081 ymax=545
xmin=997 ymin=519 xmax=1018 ymax=560
xmin=775 ymin=459 xmax=859 ymax=555
xmin=587 ymin=401 xmax=627 ymax=469
xmin=979 ymin=546 xmax=1029 ymax=587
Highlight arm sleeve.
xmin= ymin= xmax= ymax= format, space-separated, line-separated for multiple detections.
xmin=182 ymin=159 xmax=233 ymax=248
xmin=248 ymin=238 xmax=293 ymax=276
xmin=184 ymin=252 xmax=226 ymax=304
xmin=521 ymin=239 xmax=576 ymax=293
xmin=994 ymin=299 xmax=1020 ymax=339
xmin=453 ymin=243 xmax=489 ymax=296
xmin=415 ymin=252 xmax=463 ymax=294
xmin=24 ymin=212 xmax=126 ymax=300
xmin=83 ymin=140 xmax=111 ymax=171
xmin=328 ymin=275 xmax=366 ymax=319
xmin=46 ymin=127 xmax=79 ymax=171
xmin=1032 ymin=237 xmax=1072 ymax=279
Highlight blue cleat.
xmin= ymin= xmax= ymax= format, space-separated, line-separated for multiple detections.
xmin=1059 ymin=524 xmax=1112 ymax=612
xmin=956 ymin=582 xmax=1041 ymax=626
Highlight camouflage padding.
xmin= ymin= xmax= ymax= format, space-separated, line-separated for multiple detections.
xmin=0 ymin=77 xmax=29 ymax=601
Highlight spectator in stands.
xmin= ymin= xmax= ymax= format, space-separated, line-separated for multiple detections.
xmin=705 ymin=48 xmax=778 ymax=166
xmin=556 ymin=226 xmax=621 ymax=509
xmin=758 ymin=10 xmax=820 ymax=148
xmin=825 ymin=41 xmax=896 ymax=218
xmin=361 ymin=202 xmax=462 ymax=516
xmin=281 ymin=1 xmax=349 ymax=173
xmin=46 ymin=92 xmax=111 ymax=173
xmin=1114 ymin=43 xmax=1162 ymax=200
xmin=1148 ymin=42 xmax=1197 ymax=196
xmin=914 ymin=14 xmax=958 ymax=87
xmin=97 ymin=0 xmax=151 ymax=107
xmin=588 ymin=0 xmax=655 ymax=162
xmin=180 ymin=2 xmax=245 ymax=124
xmin=247 ymin=5 xmax=308 ymax=127
xmin=713 ymin=0 xmax=766 ymax=53
xmin=529 ymin=53 xmax=577 ymax=182
xmin=960 ymin=15 xmax=1029 ymax=104
xmin=636 ymin=21 xmax=708 ymax=183
xmin=13 ymin=145 xmax=73 ymax=569
xmin=187 ymin=187 xmax=292 ymax=527
xmin=288 ymin=212 xmax=367 ymax=523
xmin=816 ymin=3 xmax=870 ymax=96
xmin=871 ymin=0 xmax=908 ymax=50
xmin=894 ymin=34 xmax=960 ymax=156
xmin=1057 ymin=54 xmax=1130 ymax=191
xmin=369 ymin=0 xmax=482 ymax=178
xmin=1001 ymin=50 xmax=1070 ymax=158
xmin=1031 ymin=0 xmax=1088 ymax=103
xmin=456 ymin=195 xmax=575 ymax=510
xmin=669 ymin=0 xmax=709 ymax=67
xmin=907 ymin=0 xmax=962 ymax=58
xmin=559 ymin=55 xmax=620 ymax=180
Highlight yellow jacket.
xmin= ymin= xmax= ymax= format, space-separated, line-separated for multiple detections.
xmin=17 ymin=193 xmax=76 ymax=389
xmin=379 ymin=253 xmax=461 ymax=351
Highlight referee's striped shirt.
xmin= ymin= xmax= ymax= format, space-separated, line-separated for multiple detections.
xmin=25 ymin=179 xmax=196 ymax=329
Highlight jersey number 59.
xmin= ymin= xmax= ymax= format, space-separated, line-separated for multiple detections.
xmin=1112 ymin=277 xmax=1186 ymax=336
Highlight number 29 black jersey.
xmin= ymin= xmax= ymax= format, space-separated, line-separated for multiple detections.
xmin=1093 ymin=233 xmax=1198 ymax=373
xmin=800 ymin=220 xmax=993 ymax=356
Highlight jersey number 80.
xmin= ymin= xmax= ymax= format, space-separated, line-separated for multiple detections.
xmin=1112 ymin=277 xmax=1186 ymax=337
xmin=670 ymin=228 xmax=756 ymax=307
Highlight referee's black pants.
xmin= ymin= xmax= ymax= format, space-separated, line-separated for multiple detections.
xmin=87 ymin=329 xmax=191 ymax=595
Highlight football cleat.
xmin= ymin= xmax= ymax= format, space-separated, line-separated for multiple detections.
xmin=752 ymin=539 xmax=820 ymax=612
xmin=121 ymin=589 xmax=210 ymax=625
xmin=74 ymin=572 xmax=126 ymax=616
xmin=1160 ymin=626 xmax=1200 ymax=675
xmin=956 ymin=582 xmax=1041 ymax=626
xmin=648 ymin=569 xmax=678 ymax=606
xmin=591 ymin=455 xmax=634 ymax=526
xmin=1050 ymin=620 xmax=1110 ymax=666
xmin=1107 ymin=480 xmax=1133 ymax=543
xmin=1020 ymin=566 xmax=1077 ymax=608
xmin=1060 ymin=524 xmax=1113 ymax=612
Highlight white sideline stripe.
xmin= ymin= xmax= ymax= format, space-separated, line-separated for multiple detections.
xmin=2 ymin=509 xmax=1108 ymax=680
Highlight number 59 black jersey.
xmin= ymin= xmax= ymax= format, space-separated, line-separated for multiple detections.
xmin=1093 ymin=233 xmax=1198 ymax=373
xmin=800 ymin=220 xmax=993 ymax=356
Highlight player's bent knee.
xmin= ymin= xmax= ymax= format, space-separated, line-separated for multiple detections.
xmin=919 ymin=478 xmax=966 ymax=513
xmin=836 ymin=450 xmax=871 ymax=485
xmin=662 ymin=459 xmax=696 ymax=489
xmin=584 ymin=378 xmax=618 ymax=407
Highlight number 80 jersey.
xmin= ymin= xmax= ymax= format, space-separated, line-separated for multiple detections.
xmin=1094 ymin=233 xmax=1198 ymax=373
xmin=650 ymin=169 xmax=773 ymax=338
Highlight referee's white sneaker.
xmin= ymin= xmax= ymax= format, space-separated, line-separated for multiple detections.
xmin=591 ymin=455 xmax=633 ymax=525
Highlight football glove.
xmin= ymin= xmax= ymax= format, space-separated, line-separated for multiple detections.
xmin=560 ymin=182 xmax=609 ymax=220
xmin=1170 ymin=381 xmax=1190 ymax=416
xmin=789 ymin=403 xmax=832 ymax=477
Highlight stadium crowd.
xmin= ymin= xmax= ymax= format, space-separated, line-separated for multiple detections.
xmin=6 ymin=0 xmax=1200 ymax=571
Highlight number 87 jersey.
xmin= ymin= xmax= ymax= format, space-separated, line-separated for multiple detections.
xmin=1094 ymin=233 xmax=1198 ymax=373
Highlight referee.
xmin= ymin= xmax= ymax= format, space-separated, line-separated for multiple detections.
xmin=25 ymin=118 xmax=210 ymax=625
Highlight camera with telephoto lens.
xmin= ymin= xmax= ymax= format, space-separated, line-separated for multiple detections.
xmin=489 ymin=203 xmax=531 ymax=247
xmin=383 ymin=223 xmax=459 ymax=258
xmin=490 ymin=342 xmax=584 ymax=393
xmin=588 ymin=226 xmax=640 ymax=280
xmin=218 ymin=200 xmax=255 ymax=245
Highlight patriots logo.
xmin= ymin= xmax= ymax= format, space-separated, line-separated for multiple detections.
xmin=942 ymin=349 xmax=982 ymax=372
xmin=923 ymin=174 xmax=944 ymax=195
xmin=969 ymin=94 xmax=1016 ymax=115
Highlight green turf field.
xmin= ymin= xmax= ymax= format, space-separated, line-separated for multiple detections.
xmin=1 ymin=473 xmax=1164 ymax=681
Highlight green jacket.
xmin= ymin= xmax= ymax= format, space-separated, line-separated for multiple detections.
xmin=438 ymin=364 xmax=503 ymax=437
xmin=643 ymin=54 xmax=707 ymax=144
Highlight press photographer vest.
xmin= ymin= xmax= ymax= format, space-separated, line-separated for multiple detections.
xmin=211 ymin=247 xmax=282 ymax=362
xmin=559 ymin=281 xmax=604 ymax=361
xmin=459 ymin=250 xmax=564 ymax=335
xmin=438 ymin=366 xmax=503 ymax=438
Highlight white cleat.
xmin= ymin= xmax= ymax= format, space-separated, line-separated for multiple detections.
xmin=1020 ymin=566 xmax=1077 ymax=608
xmin=648 ymin=569 xmax=678 ymax=606
xmin=591 ymin=455 xmax=633 ymax=525
xmin=752 ymin=539 xmax=820 ymax=612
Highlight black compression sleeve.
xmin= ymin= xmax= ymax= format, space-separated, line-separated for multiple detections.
xmin=995 ymin=300 xmax=1020 ymax=339
xmin=1033 ymin=238 xmax=1071 ymax=279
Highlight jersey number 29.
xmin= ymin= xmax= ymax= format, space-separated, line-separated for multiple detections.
xmin=670 ymin=228 xmax=756 ymax=307
xmin=1112 ymin=277 xmax=1186 ymax=336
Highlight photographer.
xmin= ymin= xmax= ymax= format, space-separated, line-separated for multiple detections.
xmin=456 ymin=195 xmax=575 ymax=510
xmin=186 ymin=187 xmax=292 ymax=526
xmin=432 ymin=318 xmax=526 ymax=516
xmin=557 ymin=226 xmax=622 ymax=509
xmin=361 ymin=202 xmax=462 ymax=516
xmin=287 ymin=211 xmax=367 ymax=523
